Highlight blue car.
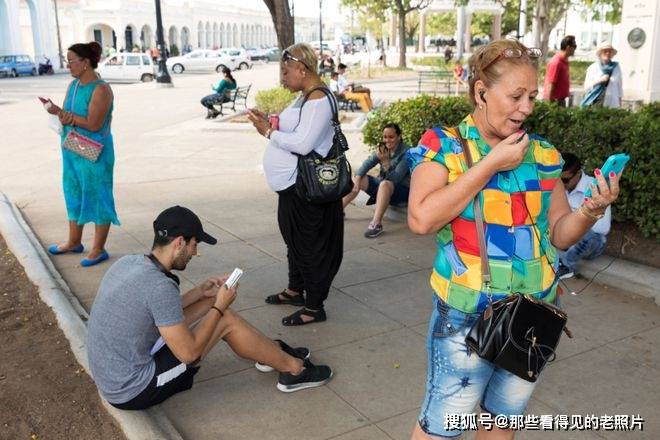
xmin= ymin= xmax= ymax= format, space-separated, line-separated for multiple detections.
xmin=0 ymin=54 xmax=37 ymax=77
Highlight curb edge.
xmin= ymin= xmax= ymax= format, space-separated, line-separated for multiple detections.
xmin=0 ymin=192 xmax=184 ymax=440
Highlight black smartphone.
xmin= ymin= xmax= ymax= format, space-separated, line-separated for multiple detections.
xmin=515 ymin=126 xmax=527 ymax=143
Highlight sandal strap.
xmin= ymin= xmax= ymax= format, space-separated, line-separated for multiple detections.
xmin=279 ymin=290 xmax=300 ymax=300
xmin=282 ymin=307 xmax=326 ymax=326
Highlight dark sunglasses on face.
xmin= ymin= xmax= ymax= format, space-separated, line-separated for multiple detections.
xmin=281 ymin=50 xmax=310 ymax=71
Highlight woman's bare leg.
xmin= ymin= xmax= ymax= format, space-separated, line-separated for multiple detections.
xmin=371 ymin=180 xmax=394 ymax=225
xmin=87 ymin=223 xmax=111 ymax=259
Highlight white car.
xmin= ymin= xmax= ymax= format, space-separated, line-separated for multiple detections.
xmin=97 ymin=53 xmax=155 ymax=83
xmin=166 ymin=49 xmax=236 ymax=74
xmin=216 ymin=48 xmax=252 ymax=70
xmin=246 ymin=47 xmax=268 ymax=62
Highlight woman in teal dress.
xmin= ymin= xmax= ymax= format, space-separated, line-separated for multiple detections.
xmin=45 ymin=41 xmax=119 ymax=267
xmin=200 ymin=66 xmax=237 ymax=119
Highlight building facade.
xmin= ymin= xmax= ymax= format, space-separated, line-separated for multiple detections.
xmin=1 ymin=0 xmax=288 ymax=63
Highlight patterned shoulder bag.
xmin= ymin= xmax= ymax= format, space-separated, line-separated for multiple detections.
xmin=61 ymin=81 xmax=105 ymax=163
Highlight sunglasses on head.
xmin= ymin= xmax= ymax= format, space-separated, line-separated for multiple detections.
xmin=281 ymin=50 xmax=310 ymax=71
xmin=482 ymin=47 xmax=543 ymax=72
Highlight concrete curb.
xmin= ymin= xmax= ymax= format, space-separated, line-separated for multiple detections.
xmin=579 ymin=256 xmax=660 ymax=306
xmin=351 ymin=192 xmax=660 ymax=305
xmin=0 ymin=192 xmax=184 ymax=440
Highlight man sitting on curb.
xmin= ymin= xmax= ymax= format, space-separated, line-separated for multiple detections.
xmin=558 ymin=153 xmax=612 ymax=279
xmin=87 ymin=206 xmax=332 ymax=410
xmin=337 ymin=63 xmax=373 ymax=112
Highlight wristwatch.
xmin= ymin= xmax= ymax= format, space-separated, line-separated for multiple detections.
xmin=579 ymin=204 xmax=604 ymax=221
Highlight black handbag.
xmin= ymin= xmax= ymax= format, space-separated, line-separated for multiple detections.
xmin=455 ymin=129 xmax=571 ymax=383
xmin=294 ymin=86 xmax=353 ymax=204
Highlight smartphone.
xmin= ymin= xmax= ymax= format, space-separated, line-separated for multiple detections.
xmin=224 ymin=268 xmax=243 ymax=289
xmin=584 ymin=153 xmax=629 ymax=198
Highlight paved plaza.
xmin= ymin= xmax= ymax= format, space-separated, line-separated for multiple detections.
xmin=1 ymin=65 xmax=659 ymax=439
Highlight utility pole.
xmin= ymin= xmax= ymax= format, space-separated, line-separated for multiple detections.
xmin=52 ymin=0 xmax=64 ymax=69
xmin=154 ymin=0 xmax=173 ymax=86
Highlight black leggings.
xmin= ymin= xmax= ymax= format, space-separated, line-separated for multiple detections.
xmin=277 ymin=185 xmax=344 ymax=310
xmin=200 ymin=93 xmax=229 ymax=110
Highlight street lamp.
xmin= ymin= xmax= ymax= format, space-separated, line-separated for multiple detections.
xmin=290 ymin=0 xmax=295 ymax=42
xmin=319 ymin=0 xmax=323 ymax=58
xmin=154 ymin=0 xmax=173 ymax=86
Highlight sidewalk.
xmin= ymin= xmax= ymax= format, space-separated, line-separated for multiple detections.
xmin=1 ymin=65 xmax=658 ymax=439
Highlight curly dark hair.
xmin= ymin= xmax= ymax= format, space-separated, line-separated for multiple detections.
xmin=68 ymin=42 xmax=103 ymax=69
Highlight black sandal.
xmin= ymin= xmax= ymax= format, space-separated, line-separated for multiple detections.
xmin=282 ymin=307 xmax=327 ymax=326
xmin=265 ymin=290 xmax=305 ymax=306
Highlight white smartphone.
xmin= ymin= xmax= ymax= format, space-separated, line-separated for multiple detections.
xmin=224 ymin=268 xmax=243 ymax=289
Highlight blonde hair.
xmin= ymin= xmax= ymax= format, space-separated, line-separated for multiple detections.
xmin=467 ymin=39 xmax=539 ymax=107
xmin=284 ymin=43 xmax=318 ymax=74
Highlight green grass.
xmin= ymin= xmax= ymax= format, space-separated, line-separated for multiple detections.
xmin=539 ymin=60 xmax=591 ymax=84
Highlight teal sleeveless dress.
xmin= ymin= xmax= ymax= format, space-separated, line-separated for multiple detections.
xmin=60 ymin=79 xmax=120 ymax=226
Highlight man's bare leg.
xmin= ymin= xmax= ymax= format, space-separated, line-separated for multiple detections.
xmin=184 ymin=296 xmax=303 ymax=374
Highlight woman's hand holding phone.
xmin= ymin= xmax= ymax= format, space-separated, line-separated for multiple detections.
xmin=583 ymin=168 xmax=621 ymax=215
xmin=39 ymin=96 xmax=62 ymax=115
xmin=487 ymin=130 xmax=530 ymax=172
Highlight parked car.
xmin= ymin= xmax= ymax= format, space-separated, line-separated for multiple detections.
xmin=308 ymin=41 xmax=334 ymax=56
xmin=97 ymin=53 xmax=155 ymax=83
xmin=265 ymin=47 xmax=282 ymax=62
xmin=216 ymin=48 xmax=252 ymax=70
xmin=0 ymin=54 xmax=37 ymax=77
xmin=246 ymin=47 xmax=268 ymax=62
xmin=166 ymin=49 xmax=237 ymax=74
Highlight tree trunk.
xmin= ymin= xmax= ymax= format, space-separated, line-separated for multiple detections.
xmin=398 ymin=8 xmax=406 ymax=68
xmin=263 ymin=0 xmax=294 ymax=50
xmin=533 ymin=0 xmax=569 ymax=56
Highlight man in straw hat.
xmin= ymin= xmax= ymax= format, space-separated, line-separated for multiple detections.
xmin=581 ymin=42 xmax=623 ymax=107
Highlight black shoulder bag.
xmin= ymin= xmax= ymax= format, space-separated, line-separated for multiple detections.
xmin=294 ymin=86 xmax=353 ymax=204
xmin=455 ymin=130 xmax=571 ymax=383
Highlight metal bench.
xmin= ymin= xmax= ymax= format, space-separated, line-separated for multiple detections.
xmin=417 ymin=70 xmax=453 ymax=95
xmin=335 ymin=92 xmax=359 ymax=111
xmin=214 ymin=84 xmax=251 ymax=115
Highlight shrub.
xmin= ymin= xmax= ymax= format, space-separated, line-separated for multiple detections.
xmin=618 ymin=102 xmax=660 ymax=237
xmin=254 ymin=87 xmax=297 ymax=115
xmin=363 ymin=97 xmax=659 ymax=238
xmin=169 ymin=44 xmax=179 ymax=57
xmin=362 ymin=95 xmax=472 ymax=148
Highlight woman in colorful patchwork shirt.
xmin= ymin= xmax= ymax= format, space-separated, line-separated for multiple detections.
xmin=407 ymin=39 xmax=622 ymax=439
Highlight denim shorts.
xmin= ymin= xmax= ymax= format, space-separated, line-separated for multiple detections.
xmin=365 ymin=176 xmax=409 ymax=206
xmin=418 ymin=296 xmax=539 ymax=438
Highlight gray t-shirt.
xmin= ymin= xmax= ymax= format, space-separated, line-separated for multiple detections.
xmin=87 ymin=254 xmax=184 ymax=404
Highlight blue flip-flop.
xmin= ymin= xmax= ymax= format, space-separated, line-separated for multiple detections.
xmin=80 ymin=250 xmax=109 ymax=267
xmin=47 ymin=244 xmax=84 ymax=255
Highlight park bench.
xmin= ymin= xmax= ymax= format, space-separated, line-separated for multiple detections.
xmin=214 ymin=84 xmax=251 ymax=115
xmin=335 ymin=92 xmax=359 ymax=111
xmin=417 ymin=70 xmax=453 ymax=95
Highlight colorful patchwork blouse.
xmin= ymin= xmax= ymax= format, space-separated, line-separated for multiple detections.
xmin=407 ymin=115 xmax=564 ymax=313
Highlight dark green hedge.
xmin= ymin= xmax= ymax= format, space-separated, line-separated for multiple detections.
xmin=363 ymin=97 xmax=660 ymax=238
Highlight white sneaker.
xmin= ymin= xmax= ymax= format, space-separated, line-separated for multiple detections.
xmin=255 ymin=339 xmax=310 ymax=373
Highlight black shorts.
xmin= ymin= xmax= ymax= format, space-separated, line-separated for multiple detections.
xmin=110 ymin=345 xmax=200 ymax=411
